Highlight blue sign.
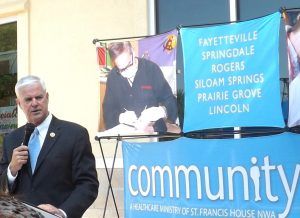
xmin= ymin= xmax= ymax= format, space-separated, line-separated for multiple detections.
xmin=180 ymin=12 xmax=284 ymax=132
xmin=122 ymin=132 xmax=300 ymax=218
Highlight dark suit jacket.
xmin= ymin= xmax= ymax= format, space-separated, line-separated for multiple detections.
xmin=0 ymin=116 xmax=99 ymax=218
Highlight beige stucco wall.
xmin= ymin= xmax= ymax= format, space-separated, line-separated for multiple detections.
xmin=0 ymin=0 xmax=150 ymax=216
xmin=0 ymin=0 xmax=149 ymax=150
xmin=29 ymin=0 xmax=149 ymax=152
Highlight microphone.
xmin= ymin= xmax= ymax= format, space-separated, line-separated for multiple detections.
xmin=23 ymin=123 xmax=35 ymax=146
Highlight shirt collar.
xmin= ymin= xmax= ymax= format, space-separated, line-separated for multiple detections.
xmin=36 ymin=113 xmax=52 ymax=139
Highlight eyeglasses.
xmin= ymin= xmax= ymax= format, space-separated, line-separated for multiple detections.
xmin=117 ymin=53 xmax=134 ymax=74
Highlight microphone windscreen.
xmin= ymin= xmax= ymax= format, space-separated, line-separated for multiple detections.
xmin=23 ymin=123 xmax=35 ymax=146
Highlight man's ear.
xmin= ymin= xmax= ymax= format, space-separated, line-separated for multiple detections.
xmin=46 ymin=92 xmax=49 ymax=101
xmin=15 ymin=98 xmax=22 ymax=109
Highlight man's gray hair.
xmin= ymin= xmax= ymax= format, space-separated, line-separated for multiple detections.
xmin=15 ymin=75 xmax=46 ymax=97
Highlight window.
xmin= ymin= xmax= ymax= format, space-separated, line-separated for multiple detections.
xmin=0 ymin=21 xmax=18 ymax=152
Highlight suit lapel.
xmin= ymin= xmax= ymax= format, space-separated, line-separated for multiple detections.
xmin=34 ymin=117 xmax=60 ymax=174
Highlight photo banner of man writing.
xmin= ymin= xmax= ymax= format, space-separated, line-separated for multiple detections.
xmin=122 ymin=132 xmax=300 ymax=218
xmin=180 ymin=12 xmax=284 ymax=132
xmin=97 ymin=29 xmax=180 ymax=136
xmin=283 ymin=9 xmax=300 ymax=127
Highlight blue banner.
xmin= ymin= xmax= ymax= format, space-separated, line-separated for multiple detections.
xmin=180 ymin=12 xmax=284 ymax=132
xmin=122 ymin=132 xmax=300 ymax=218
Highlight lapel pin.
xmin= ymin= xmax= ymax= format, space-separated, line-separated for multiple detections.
xmin=50 ymin=132 xmax=55 ymax=138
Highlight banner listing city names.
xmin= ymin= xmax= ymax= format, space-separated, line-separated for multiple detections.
xmin=180 ymin=12 xmax=284 ymax=132
xmin=122 ymin=132 xmax=300 ymax=218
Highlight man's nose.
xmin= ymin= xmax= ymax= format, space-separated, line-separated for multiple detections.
xmin=31 ymin=98 xmax=38 ymax=106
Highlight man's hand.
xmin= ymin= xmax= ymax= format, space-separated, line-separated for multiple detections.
xmin=139 ymin=106 xmax=167 ymax=123
xmin=134 ymin=120 xmax=155 ymax=133
xmin=38 ymin=204 xmax=65 ymax=218
xmin=119 ymin=110 xmax=138 ymax=126
xmin=9 ymin=145 xmax=29 ymax=176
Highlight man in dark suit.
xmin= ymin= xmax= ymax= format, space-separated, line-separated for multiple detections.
xmin=0 ymin=75 xmax=99 ymax=218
